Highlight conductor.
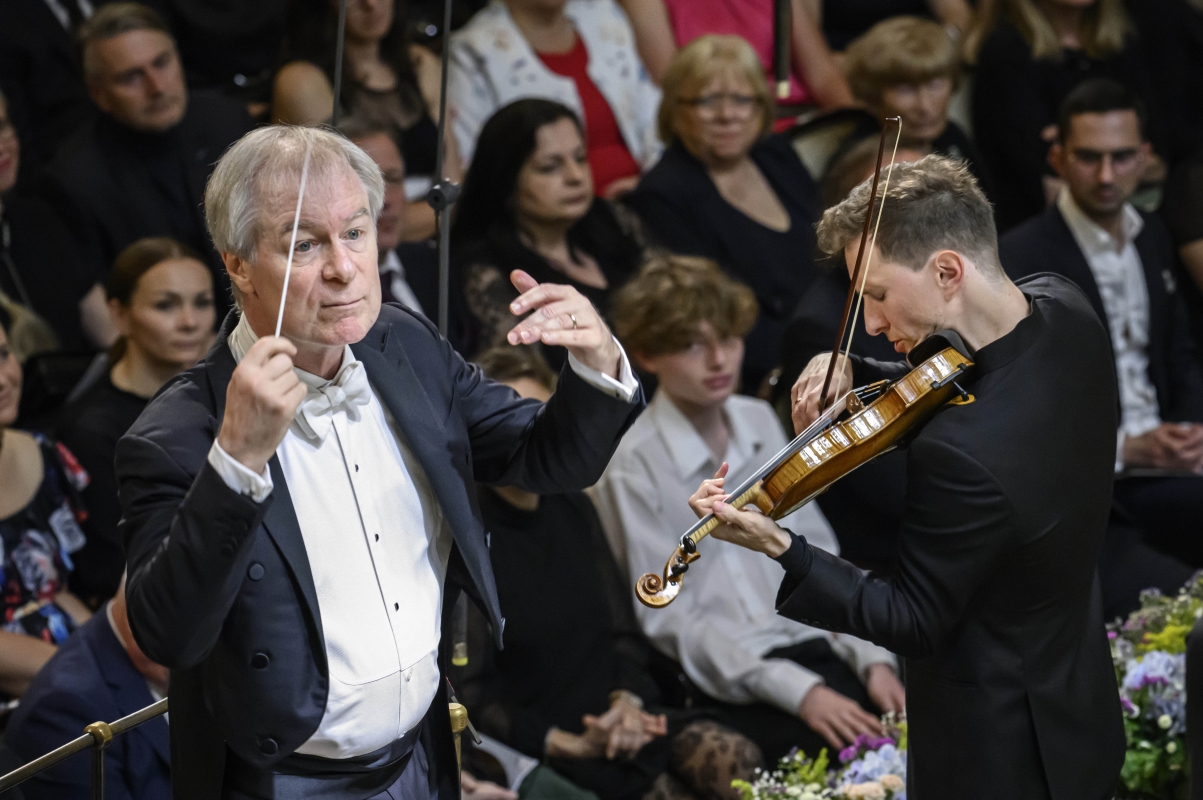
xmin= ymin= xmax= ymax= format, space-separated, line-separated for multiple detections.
xmin=691 ymin=157 xmax=1126 ymax=799
xmin=116 ymin=126 xmax=643 ymax=800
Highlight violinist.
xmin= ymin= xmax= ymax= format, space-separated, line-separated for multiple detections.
xmin=691 ymin=156 xmax=1126 ymax=800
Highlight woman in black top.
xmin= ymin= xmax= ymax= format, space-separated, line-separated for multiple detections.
xmin=57 ymin=237 xmax=214 ymax=607
xmin=451 ymin=99 xmax=646 ymax=366
xmin=625 ymin=36 xmax=822 ymax=393
xmin=816 ymin=0 xmax=971 ymax=50
xmin=463 ymin=347 xmax=759 ymax=800
xmin=966 ymin=0 xmax=1160 ymax=231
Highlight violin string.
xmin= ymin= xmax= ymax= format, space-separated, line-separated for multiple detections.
xmin=841 ymin=122 xmax=903 ymax=366
xmin=275 ymin=140 xmax=314 ymax=339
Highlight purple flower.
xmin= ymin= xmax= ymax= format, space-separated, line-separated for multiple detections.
xmin=839 ymin=745 xmax=859 ymax=764
xmin=1108 ymin=631 xmax=1118 ymax=640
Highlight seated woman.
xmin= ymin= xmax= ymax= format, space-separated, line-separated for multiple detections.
xmin=273 ymin=0 xmax=453 ymax=240
xmin=0 ymin=302 xmax=92 ymax=699
xmin=57 ymin=238 xmax=215 ymax=608
xmin=451 ymin=99 xmax=646 ymax=363
xmin=624 ymin=35 xmax=822 ymax=393
xmin=810 ymin=0 xmax=971 ymax=51
xmin=843 ymin=16 xmax=996 ymax=202
xmin=965 ymin=0 xmax=1161 ymax=230
xmin=447 ymin=0 xmax=661 ymax=197
xmin=618 ymin=0 xmax=852 ymax=112
xmin=595 ymin=255 xmax=904 ymax=764
xmin=467 ymin=344 xmax=761 ymax=800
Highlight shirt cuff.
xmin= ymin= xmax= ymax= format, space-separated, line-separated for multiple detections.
xmin=567 ymin=337 xmax=639 ymax=403
xmin=1115 ymin=430 xmax=1126 ymax=474
xmin=747 ymin=656 xmax=824 ymax=716
xmin=207 ymin=440 xmax=274 ymax=503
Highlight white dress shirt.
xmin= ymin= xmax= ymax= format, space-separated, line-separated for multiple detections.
xmin=1058 ymin=188 xmax=1161 ymax=470
xmin=594 ymin=391 xmax=895 ymax=716
xmin=207 ymin=314 xmax=638 ymax=759
xmin=380 ymin=249 xmax=425 ymax=317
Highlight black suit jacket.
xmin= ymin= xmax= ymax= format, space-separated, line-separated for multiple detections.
xmin=43 ymin=93 xmax=251 ymax=310
xmin=777 ymin=276 xmax=1126 ymax=800
xmin=1000 ymin=204 xmax=1203 ymax=423
xmin=5 ymin=610 xmax=171 ymax=800
xmin=117 ymin=305 xmax=643 ymax=799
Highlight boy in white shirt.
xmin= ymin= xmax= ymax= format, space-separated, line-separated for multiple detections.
xmin=595 ymin=255 xmax=903 ymax=763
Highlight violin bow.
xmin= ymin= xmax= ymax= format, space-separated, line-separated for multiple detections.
xmin=816 ymin=118 xmax=903 ymax=411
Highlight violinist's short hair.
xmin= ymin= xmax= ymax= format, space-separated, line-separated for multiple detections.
xmin=816 ymin=154 xmax=1003 ymax=279
xmin=612 ymin=254 xmax=758 ymax=356
xmin=205 ymin=125 xmax=385 ymax=308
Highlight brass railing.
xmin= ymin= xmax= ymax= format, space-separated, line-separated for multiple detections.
xmin=0 ymin=697 xmax=168 ymax=800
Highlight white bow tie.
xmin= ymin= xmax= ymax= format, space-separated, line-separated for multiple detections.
xmin=294 ymin=359 xmax=372 ymax=441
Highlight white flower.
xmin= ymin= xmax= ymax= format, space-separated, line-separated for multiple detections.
xmin=1167 ymin=741 xmax=1179 ymax=754
xmin=787 ymin=787 xmax=803 ymax=797
xmin=879 ymin=775 xmax=904 ymax=792
xmin=1159 ymin=714 xmax=1174 ymax=730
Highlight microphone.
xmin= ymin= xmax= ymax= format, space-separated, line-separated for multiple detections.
xmin=773 ymin=0 xmax=791 ymax=101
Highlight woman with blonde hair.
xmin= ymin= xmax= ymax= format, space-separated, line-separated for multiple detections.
xmin=624 ymin=34 xmax=822 ymax=393
xmin=967 ymin=0 xmax=1160 ymax=230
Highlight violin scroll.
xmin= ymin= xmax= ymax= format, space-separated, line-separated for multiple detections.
xmin=635 ymin=545 xmax=700 ymax=608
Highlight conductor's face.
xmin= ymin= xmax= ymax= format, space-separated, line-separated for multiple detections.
xmin=230 ymin=164 xmax=382 ymax=361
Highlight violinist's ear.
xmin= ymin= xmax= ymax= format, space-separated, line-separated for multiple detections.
xmin=932 ymin=250 xmax=966 ymax=299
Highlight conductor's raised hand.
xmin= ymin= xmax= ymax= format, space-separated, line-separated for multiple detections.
xmin=505 ymin=270 xmax=622 ymax=378
xmin=790 ymin=353 xmax=853 ymax=434
xmin=217 ymin=336 xmax=306 ymax=476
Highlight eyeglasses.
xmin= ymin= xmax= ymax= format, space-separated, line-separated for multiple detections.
xmin=678 ymin=93 xmax=761 ymax=121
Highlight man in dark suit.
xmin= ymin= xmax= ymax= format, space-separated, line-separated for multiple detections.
xmin=4 ymin=578 xmax=170 ymax=800
xmin=44 ymin=2 xmax=251 ymax=316
xmin=117 ymin=125 xmax=643 ymax=800
xmin=1000 ymin=79 xmax=1203 ymax=567
xmin=694 ymin=156 xmax=1125 ymax=799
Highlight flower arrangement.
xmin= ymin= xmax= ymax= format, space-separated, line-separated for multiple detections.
xmin=731 ymin=716 xmax=908 ymax=800
xmin=1109 ymin=573 xmax=1203 ymax=798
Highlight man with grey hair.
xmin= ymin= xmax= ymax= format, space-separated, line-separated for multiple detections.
xmin=688 ymin=156 xmax=1127 ymax=798
xmin=44 ymin=1 xmax=249 ymax=316
xmin=116 ymin=124 xmax=644 ymax=800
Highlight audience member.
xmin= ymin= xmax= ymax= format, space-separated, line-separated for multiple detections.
xmin=809 ymin=0 xmax=972 ymax=51
xmin=0 ymin=0 xmax=96 ymax=175
xmin=619 ymin=0 xmax=853 ymax=111
xmin=4 ymin=575 xmax=170 ymax=800
xmin=451 ymin=100 xmax=646 ymax=363
xmin=275 ymin=0 xmax=453 ymax=239
xmin=1162 ymin=144 xmax=1203 ymax=352
xmin=0 ymin=88 xmax=115 ymax=353
xmin=1000 ymin=79 xmax=1203 ymax=566
xmin=340 ymin=118 xmax=441 ymax=318
xmin=57 ymin=238 xmax=215 ymax=609
xmin=44 ymin=3 xmax=251 ymax=319
xmin=966 ymin=0 xmax=1160 ymax=231
xmin=625 ymin=36 xmax=823 ymax=393
xmin=0 ymin=305 xmax=92 ymax=699
xmin=139 ymin=0 xmax=290 ymax=116
xmin=596 ymin=256 xmax=903 ymax=762
xmin=774 ymin=141 xmax=925 ymax=573
xmin=448 ymin=0 xmax=662 ymax=197
xmin=466 ymin=345 xmax=760 ymax=800
xmin=843 ymin=16 xmax=995 ymax=202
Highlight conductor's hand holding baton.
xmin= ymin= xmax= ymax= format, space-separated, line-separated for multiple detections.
xmin=217 ymin=337 xmax=307 ymax=475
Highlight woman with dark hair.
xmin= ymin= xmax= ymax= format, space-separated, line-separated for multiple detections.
xmin=272 ymin=0 xmax=455 ymax=240
xmin=451 ymin=99 xmax=647 ymax=364
xmin=56 ymin=237 xmax=214 ymax=607
xmin=0 ymin=302 xmax=92 ymax=699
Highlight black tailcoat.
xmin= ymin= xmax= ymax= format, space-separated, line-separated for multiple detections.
xmin=116 ymin=305 xmax=643 ymax=799
xmin=777 ymin=276 xmax=1126 ymax=799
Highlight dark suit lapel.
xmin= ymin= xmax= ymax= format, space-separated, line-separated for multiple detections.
xmin=89 ymin=613 xmax=171 ymax=768
xmin=1049 ymin=206 xmax=1108 ymax=324
xmin=1134 ymin=224 xmax=1170 ymax=355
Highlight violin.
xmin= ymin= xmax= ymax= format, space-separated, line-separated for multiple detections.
xmin=634 ymin=118 xmax=976 ymax=609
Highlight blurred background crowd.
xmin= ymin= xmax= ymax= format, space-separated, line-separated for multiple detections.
xmin=0 ymin=0 xmax=1202 ymax=797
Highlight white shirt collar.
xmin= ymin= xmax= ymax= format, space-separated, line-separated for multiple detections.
xmin=227 ymin=313 xmax=358 ymax=391
xmin=648 ymin=390 xmax=767 ymax=481
xmin=380 ymin=249 xmax=403 ymax=276
xmin=1057 ymin=185 xmax=1144 ymax=256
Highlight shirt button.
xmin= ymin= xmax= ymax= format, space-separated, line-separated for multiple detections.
xmin=394 ymin=602 xmax=399 ymax=611
xmin=375 ymin=534 xmax=379 ymax=542
xmin=355 ymin=464 xmax=359 ymax=472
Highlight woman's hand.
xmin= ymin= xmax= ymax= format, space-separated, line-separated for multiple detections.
xmin=864 ymin=663 xmax=906 ymax=715
xmin=545 ymin=727 xmax=603 ymax=759
xmin=461 ymin=772 xmax=517 ymax=800
xmin=506 ymin=270 xmax=622 ymax=378
xmin=797 ymin=685 xmax=883 ymax=750
xmin=790 ymin=353 xmax=852 ymax=434
xmin=582 ymin=696 xmax=657 ymax=759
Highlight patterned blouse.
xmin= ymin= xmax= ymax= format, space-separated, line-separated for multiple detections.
xmin=1 ymin=434 xmax=89 ymax=645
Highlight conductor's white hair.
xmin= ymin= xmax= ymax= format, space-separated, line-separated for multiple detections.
xmin=205 ymin=126 xmax=385 ymax=296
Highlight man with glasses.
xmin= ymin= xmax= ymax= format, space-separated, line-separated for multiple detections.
xmin=1001 ymin=79 xmax=1203 ymax=567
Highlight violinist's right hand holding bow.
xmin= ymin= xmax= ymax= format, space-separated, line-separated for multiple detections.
xmin=790 ymin=353 xmax=854 ymax=434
